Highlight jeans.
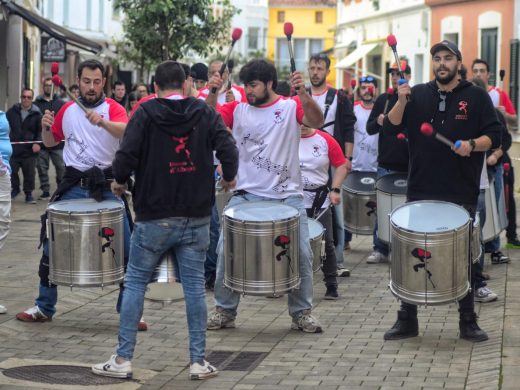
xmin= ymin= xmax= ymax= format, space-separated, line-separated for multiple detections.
xmin=372 ymin=167 xmax=400 ymax=256
xmin=36 ymin=185 xmax=131 ymax=317
xmin=307 ymin=207 xmax=337 ymax=287
xmin=10 ymin=155 xmax=37 ymax=194
xmin=117 ymin=216 xmax=210 ymax=363
xmin=0 ymin=174 xmax=11 ymax=250
xmin=205 ymin=204 xmax=220 ymax=279
xmin=37 ymin=148 xmax=65 ymax=192
xmin=213 ymin=193 xmax=313 ymax=318
xmin=485 ymin=165 xmax=504 ymax=253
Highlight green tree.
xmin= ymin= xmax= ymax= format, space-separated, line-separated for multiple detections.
xmin=114 ymin=0 xmax=237 ymax=71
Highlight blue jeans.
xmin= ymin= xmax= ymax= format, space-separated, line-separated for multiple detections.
xmin=213 ymin=193 xmax=313 ymax=318
xmin=484 ymin=165 xmax=504 ymax=253
xmin=205 ymin=204 xmax=220 ymax=279
xmin=117 ymin=216 xmax=210 ymax=363
xmin=372 ymin=167 xmax=400 ymax=256
xmin=36 ymin=185 xmax=131 ymax=317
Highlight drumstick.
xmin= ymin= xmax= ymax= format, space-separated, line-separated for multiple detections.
xmin=51 ymin=75 xmax=88 ymax=113
xmin=49 ymin=62 xmax=59 ymax=103
xmin=211 ymin=28 xmax=242 ymax=94
xmin=314 ymin=204 xmax=332 ymax=221
xmin=420 ymin=123 xmax=461 ymax=150
xmin=283 ymin=22 xmax=299 ymax=92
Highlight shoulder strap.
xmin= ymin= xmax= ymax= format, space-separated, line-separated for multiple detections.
xmin=323 ymin=88 xmax=336 ymax=120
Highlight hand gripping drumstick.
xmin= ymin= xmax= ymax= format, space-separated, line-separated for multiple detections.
xmin=386 ymin=35 xmax=405 ymax=80
xmin=211 ymin=28 xmax=242 ymax=94
xmin=420 ymin=122 xmax=462 ymax=150
xmin=283 ymin=22 xmax=299 ymax=91
xmin=51 ymin=75 xmax=88 ymax=113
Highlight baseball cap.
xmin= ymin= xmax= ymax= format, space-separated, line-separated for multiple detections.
xmin=387 ymin=60 xmax=411 ymax=74
xmin=430 ymin=40 xmax=462 ymax=60
xmin=190 ymin=63 xmax=209 ymax=81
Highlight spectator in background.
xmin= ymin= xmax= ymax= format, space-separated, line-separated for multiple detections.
xmin=126 ymin=92 xmax=138 ymax=114
xmin=69 ymin=84 xmax=80 ymax=99
xmin=112 ymin=81 xmax=127 ymax=108
xmin=191 ymin=63 xmax=209 ymax=91
xmin=6 ymin=88 xmax=42 ymax=204
xmin=133 ymin=83 xmax=149 ymax=100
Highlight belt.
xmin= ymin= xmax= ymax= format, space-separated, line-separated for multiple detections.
xmin=79 ymin=177 xmax=114 ymax=190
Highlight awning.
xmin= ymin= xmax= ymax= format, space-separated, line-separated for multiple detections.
xmin=335 ymin=43 xmax=379 ymax=69
xmin=1 ymin=0 xmax=102 ymax=54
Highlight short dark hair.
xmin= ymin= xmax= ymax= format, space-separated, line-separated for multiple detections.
xmin=112 ymin=80 xmax=125 ymax=89
xmin=275 ymin=81 xmax=291 ymax=97
xmin=127 ymin=91 xmax=138 ymax=103
xmin=21 ymin=88 xmax=34 ymax=97
xmin=69 ymin=84 xmax=79 ymax=91
xmin=472 ymin=59 xmax=489 ymax=72
xmin=458 ymin=64 xmax=468 ymax=80
xmin=179 ymin=63 xmax=191 ymax=79
xmin=154 ymin=60 xmax=186 ymax=90
xmin=77 ymin=59 xmax=105 ymax=79
xmin=43 ymin=77 xmax=52 ymax=84
xmin=239 ymin=59 xmax=278 ymax=90
xmin=309 ymin=53 xmax=331 ymax=69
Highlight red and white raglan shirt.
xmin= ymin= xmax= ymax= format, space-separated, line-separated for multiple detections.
xmin=299 ymin=130 xmax=346 ymax=208
xmin=218 ymin=96 xmax=305 ymax=198
xmin=352 ymin=101 xmax=378 ymax=172
xmin=311 ymin=87 xmax=338 ymax=136
xmin=487 ymin=86 xmax=517 ymax=115
xmin=51 ymin=98 xmax=128 ymax=171
xmin=198 ymin=85 xmax=247 ymax=105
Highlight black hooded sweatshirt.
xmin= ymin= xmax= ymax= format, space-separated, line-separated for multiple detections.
xmin=382 ymin=80 xmax=501 ymax=206
xmin=366 ymin=92 xmax=408 ymax=172
xmin=113 ymin=97 xmax=238 ymax=221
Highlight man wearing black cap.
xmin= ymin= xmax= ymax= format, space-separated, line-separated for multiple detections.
xmin=191 ymin=63 xmax=209 ymax=91
xmin=382 ymin=40 xmax=501 ymax=342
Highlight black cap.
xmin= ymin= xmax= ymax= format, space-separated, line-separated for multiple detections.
xmin=387 ymin=61 xmax=411 ymax=75
xmin=430 ymin=40 xmax=462 ymax=60
xmin=190 ymin=63 xmax=209 ymax=81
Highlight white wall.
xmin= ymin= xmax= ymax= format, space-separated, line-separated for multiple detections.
xmin=231 ymin=0 xmax=269 ymax=59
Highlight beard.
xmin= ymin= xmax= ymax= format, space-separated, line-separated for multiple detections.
xmin=81 ymin=90 xmax=103 ymax=104
xmin=434 ymin=66 xmax=458 ymax=85
xmin=310 ymin=75 xmax=326 ymax=88
xmin=247 ymin=88 xmax=270 ymax=106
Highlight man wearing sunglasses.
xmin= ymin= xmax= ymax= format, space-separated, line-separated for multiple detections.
xmin=6 ymin=88 xmax=42 ymax=204
xmin=382 ymin=40 xmax=501 ymax=342
xmin=307 ymin=53 xmax=356 ymax=277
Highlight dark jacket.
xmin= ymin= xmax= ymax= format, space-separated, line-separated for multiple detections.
xmin=113 ymin=96 xmax=238 ymax=221
xmin=34 ymin=95 xmax=66 ymax=151
xmin=382 ymin=80 xmax=501 ymax=206
xmin=331 ymin=89 xmax=356 ymax=153
xmin=366 ymin=92 xmax=408 ymax=172
xmin=6 ymin=103 xmax=42 ymax=158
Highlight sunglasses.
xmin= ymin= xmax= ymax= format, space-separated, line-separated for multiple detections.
xmin=21 ymin=95 xmax=32 ymax=99
xmin=438 ymin=93 xmax=447 ymax=112
xmin=359 ymin=76 xmax=375 ymax=83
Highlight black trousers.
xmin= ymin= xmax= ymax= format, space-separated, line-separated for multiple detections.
xmin=504 ymin=165 xmax=517 ymax=240
xmin=10 ymin=155 xmax=37 ymax=194
xmin=306 ymin=207 xmax=337 ymax=287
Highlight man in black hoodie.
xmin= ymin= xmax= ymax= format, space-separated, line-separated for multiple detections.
xmin=92 ymin=60 xmax=238 ymax=380
xmin=382 ymin=40 xmax=501 ymax=342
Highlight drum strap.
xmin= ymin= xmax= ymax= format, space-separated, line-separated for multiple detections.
xmin=306 ymin=185 xmax=329 ymax=218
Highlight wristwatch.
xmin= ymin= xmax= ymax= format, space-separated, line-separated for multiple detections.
xmin=331 ymin=187 xmax=341 ymax=194
xmin=346 ymin=156 xmax=353 ymax=161
xmin=469 ymin=139 xmax=476 ymax=152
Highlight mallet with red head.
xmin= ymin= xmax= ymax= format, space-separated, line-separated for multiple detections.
xmin=349 ymin=78 xmax=357 ymax=104
xmin=211 ymin=28 xmax=242 ymax=94
xmin=49 ymin=62 xmax=60 ymax=100
xmin=51 ymin=75 xmax=88 ymax=113
xmin=283 ymin=22 xmax=300 ymax=91
xmin=420 ymin=122 xmax=461 ymax=150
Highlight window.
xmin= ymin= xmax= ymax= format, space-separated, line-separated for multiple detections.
xmin=481 ymin=28 xmax=498 ymax=86
xmin=248 ymin=27 xmax=260 ymax=50
xmin=315 ymin=11 xmax=323 ymax=24
xmin=276 ymin=38 xmax=324 ymax=72
xmin=277 ymin=11 xmax=285 ymax=23
xmin=443 ymin=33 xmax=459 ymax=46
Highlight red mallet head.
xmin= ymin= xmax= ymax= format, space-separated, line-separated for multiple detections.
xmin=397 ymin=133 xmax=406 ymax=141
xmin=367 ymin=86 xmax=375 ymax=95
xmin=504 ymin=162 xmax=511 ymax=172
xmin=420 ymin=122 xmax=434 ymax=136
xmin=51 ymin=75 xmax=63 ymax=87
xmin=231 ymin=28 xmax=242 ymax=42
xmin=51 ymin=62 xmax=60 ymax=75
xmin=350 ymin=79 xmax=357 ymax=89
xmin=284 ymin=22 xmax=294 ymax=37
xmin=387 ymin=34 xmax=397 ymax=48
xmin=387 ymin=87 xmax=394 ymax=95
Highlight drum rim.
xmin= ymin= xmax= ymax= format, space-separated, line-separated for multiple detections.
xmin=308 ymin=218 xmax=324 ymax=237
xmin=375 ymin=173 xmax=408 ymax=194
xmin=223 ymin=201 xmax=299 ymax=222
xmin=47 ymin=198 xmax=124 ymax=213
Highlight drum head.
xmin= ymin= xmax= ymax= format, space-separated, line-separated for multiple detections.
xmin=308 ymin=218 xmax=324 ymax=240
xmin=224 ymin=201 xmax=299 ymax=221
xmin=48 ymin=199 xmax=124 ymax=213
xmin=342 ymin=171 xmax=377 ymax=194
xmin=376 ymin=173 xmax=408 ymax=195
xmin=391 ymin=201 xmax=470 ymax=233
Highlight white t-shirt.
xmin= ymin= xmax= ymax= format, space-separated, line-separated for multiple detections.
xmin=299 ymin=130 xmax=346 ymax=208
xmin=52 ymin=98 xmax=128 ymax=172
xmin=352 ymin=102 xmax=378 ymax=172
xmin=311 ymin=87 xmax=338 ymax=136
xmin=197 ymin=85 xmax=246 ymax=105
xmin=218 ymin=97 xmax=305 ymax=198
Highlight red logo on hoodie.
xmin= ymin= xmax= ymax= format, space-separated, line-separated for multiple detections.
xmin=455 ymin=100 xmax=468 ymax=120
xmin=169 ymin=136 xmax=196 ymax=174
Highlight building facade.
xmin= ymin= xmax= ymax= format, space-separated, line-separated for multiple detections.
xmin=231 ymin=0 xmax=269 ymax=59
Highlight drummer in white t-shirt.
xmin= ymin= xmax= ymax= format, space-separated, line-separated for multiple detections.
xmin=205 ymin=59 xmax=325 ymax=333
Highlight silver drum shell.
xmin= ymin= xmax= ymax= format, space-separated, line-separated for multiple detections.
xmin=308 ymin=218 xmax=324 ymax=273
xmin=47 ymin=199 xmax=124 ymax=287
xmin=342 ymin=172 xmax=377 ymax=235
xmin=389 ymin=201 xmax=470 ymax=306
xmin=223 ymin=202 xmax=300 ymax=296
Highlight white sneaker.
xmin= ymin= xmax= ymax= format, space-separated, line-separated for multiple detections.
xmin=336 ymin=266 xmax=351 ymax=277
xmin=0 ymin=304 xmax=6 ymax=314
xmin=474 ymin=286 xmax=498 ymax=303
xmin=189 ymin=359 xmax=219 ymax=380
xmin=291 ymin=310 xmax=323 ymax=333
xmin=367 ymin=251 xmax=388 ymax=264
xmin=92 ymin=355 xmax=132 ymax=378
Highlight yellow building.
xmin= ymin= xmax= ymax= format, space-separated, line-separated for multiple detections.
xmin=267 ymin=0 xmax=337 ymax=85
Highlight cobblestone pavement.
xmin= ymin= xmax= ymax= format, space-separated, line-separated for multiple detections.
xmin=0 ymin=181 xmax=518 ymax=389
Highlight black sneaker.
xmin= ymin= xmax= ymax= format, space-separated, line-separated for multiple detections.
xmin=25 ymin=193 xmax=36 ymax=204
xmin=11 ymin=189 xmax=19 ymax=199
xmin=324 ymin=285 xmax=339 ymax=300
xmin=384 ymin=310 xmax=419 ymax=340
xmin=506 ymin=237 xmax=520 ymax=249
xmin=459 ymin=312 xmax=488 ymax=342
xmin=39 ymin=191 xmax=50 ymax=200
xmin=491 ymin=251 xmax=509 ymax=264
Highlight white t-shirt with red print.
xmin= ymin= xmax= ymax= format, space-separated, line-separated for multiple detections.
xmin=52 ymin=98 xmax=128 ymax=172
xmin=299 ymin=130 xmax=346 ymax=208
xmin=487 ymin=86 xmax=517 ymax=115
xmin=311 ymin=87 xmax=338 ymax=136
xmin=352 ymin=101 xmax=378 ymax=172
xmin=197 ymin=85 xmax=247 ymax=105
xmin=218 ymin=96 xmax=305 ymax=199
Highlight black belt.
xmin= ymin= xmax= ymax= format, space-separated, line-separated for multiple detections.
xmin=79 ymin=177 xmax=114 ymax=190
xmin=234 ymin=190 xmax=249 ymax=196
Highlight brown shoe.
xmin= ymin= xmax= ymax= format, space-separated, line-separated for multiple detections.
xmin=138 ymin=317 xmax=148 ymax=331
xmin=16 ymin=305 xmax=51 ymax=322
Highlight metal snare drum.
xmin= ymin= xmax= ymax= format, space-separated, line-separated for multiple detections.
xmin=471 ymin=214 xmax=482 ymax=264
xmin=145 ymin=250 xmax=183 ymax=302
xmin=47 ymin=199 xmax=125 ymax=287
xmin=223 ymin=201 xmax=300 ymax=296
xmin=308 ymin=218 xmax=324 ymax=273
xmin=376 ymin=173 xmax=407 ymax=244
xmin=389 ymin=201 xmax=471 ymax=306
xmin=342 ymin=171 xmax=377 ymax=235
xmin=482 ymin=178 xmax=508 ymax=242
